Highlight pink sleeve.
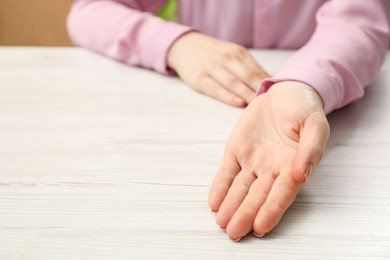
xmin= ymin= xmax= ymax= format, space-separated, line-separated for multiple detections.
xmin=67 ymin=0 xmax=194 ymax=74
xmin=258 ymin=0 xmax=390 ymax=114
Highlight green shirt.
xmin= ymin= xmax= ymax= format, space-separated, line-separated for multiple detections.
xmin=156 ymin=0 xmax=177 ymax=21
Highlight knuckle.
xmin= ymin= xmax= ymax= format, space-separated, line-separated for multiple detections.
xmin=323 ymin=120 xmax=331 ymax=136
xmin=220 ymin=45 xmax=246 ymax=60
xmin=244 ymin=70 xmax=260 ymax=82
xmin=192 ymin=73 xmax=210 ymax=91
xmin=232 ymin=180 xmax=251 ymax=190
xmin=232 ymin=45 xmax=247 ymax=56
xmin=217 ymin=167 xmax=233 ymax=178
xmin=273 ymin=181 xmax=296 ymax=195
xmin=240 ymin=207 xmax=258 ymax=218
xmin=253 ymin=206 xmax=283 ymax=234
xmin=317 ymin=116 xmax=330 ymax=129
xmin=314 ymin=112 xmax=330 ymax=135
xmin=311 ymin=145 xmax=323 ymax=160
xmin=221 ymin=51 xmax=234 ymax=61
xmin=193 ymin=70 xmax=207 ymax=83
xmin=226 ymin=77 xmax=240 ymax=89
xmin=266 ymin=203 xmax=284 ymax=217
xmin=249 ymin=185 xmax=270 ymax=198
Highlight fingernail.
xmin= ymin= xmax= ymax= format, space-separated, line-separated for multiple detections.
xmin=304 ymin=163 xmax=313 ymax=183
xmin=232 ymin=237 xmax=242 ymax=242
xmin=233 ymin=97 xmax=245 ymax=105
xmin=253 ymin=232 xmax=265 ymax=238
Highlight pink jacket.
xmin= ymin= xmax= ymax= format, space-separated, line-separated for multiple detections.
xmin=67 ymin=0 xmax=390 ymax=114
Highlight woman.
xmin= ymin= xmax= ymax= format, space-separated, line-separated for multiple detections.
xmin=67 ymin=0 xmax=390 ymax=241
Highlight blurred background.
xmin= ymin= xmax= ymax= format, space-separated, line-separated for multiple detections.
xmin=0 ymin=0 xmax=73 ymax=46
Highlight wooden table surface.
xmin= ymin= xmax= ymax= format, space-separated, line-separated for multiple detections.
xmin=0 ymin=48 xmax=389 ymax=260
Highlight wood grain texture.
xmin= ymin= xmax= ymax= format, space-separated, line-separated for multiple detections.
xmin=0 ymin=0 xmax=73 ymax=46
xmin=0 ymin=47 xmax=389 ymax=259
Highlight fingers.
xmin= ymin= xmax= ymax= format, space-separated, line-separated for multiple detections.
xmin=203 ymin=48 xmax=270 ymax=104
xmin=197 ymin=77 xmax=246 ymax=107
xmin=222 ymin=59 xmax=262 ymax=93
xmin=168 ymin=32 xmax=270 ymax=107
xmin=215 ymin=168 xmax=256 ymax=229
xmin=211 ymin=164 xmax=300 ymax=240
xmin=208 ymin=155 xmax=241 ymax=212
xmin=225 ymin=174 xmax=276 ymax=240
xmin=253 ymin=172 xmax=301 ymax=236
xmin=209 ymin=67 xmax=255 ymax=103
xmin=292 ymin=112 xmax=330 ymax=183
xmin=239 ymin=52 xmax=271 ymax=79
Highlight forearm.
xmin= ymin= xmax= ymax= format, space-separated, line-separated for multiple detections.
xmin=67 ymin=0 xmax=193 ymax=74
xmin=259 ymin=0 xmax=390 ymax=114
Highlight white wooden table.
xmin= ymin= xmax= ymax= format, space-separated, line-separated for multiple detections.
xmin=0 ymin=48 xmax=389 ymax=260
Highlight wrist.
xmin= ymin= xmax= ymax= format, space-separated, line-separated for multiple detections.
xmin=167 ymin=38 xmax=180 ymax=71
xmin=167 ymin=31 xmax=200 ymax=71
xmin=269 ymin=81 xmax=325 ymax=109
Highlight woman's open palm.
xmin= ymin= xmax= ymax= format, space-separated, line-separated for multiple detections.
xmin=208 ymin=81 xmax=330 ymax=241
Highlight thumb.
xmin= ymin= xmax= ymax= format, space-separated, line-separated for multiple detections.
xmin=292 ymin=112 xmax=330 ymax=184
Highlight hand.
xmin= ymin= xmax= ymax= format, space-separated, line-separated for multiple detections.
xmin=167 ymin=32 xmax=270 ymax=107
xmin=208 ymin=81 xmax=330 ymax=241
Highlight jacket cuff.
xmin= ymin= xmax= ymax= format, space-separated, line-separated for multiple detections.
xmin=138 ymin=18 xmax=195 ymax=74
xmin=257 ymin=66 xmax=353 ymax=115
